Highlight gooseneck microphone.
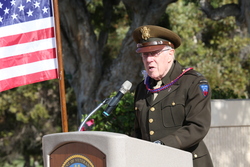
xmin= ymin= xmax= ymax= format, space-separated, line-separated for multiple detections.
xmin=102 ymin=80 xmax=132 ymax=117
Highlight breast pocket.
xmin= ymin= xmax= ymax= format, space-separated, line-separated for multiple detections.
xmin=135 ymin=99 xmax=148 ymax=121
xmin=161 ymin=100 xmax=185 ymax=127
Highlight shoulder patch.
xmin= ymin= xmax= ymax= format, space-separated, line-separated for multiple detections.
xmin=199 ymin=80 xmax=209 ymax=97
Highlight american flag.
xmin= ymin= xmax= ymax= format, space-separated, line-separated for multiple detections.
xmin=0 ymin=0 xmax=58 ymax=92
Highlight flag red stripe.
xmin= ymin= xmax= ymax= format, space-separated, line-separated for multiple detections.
xmin=0 ymin=48 xmax=56 ymax=69
xmin=0 ymin=69 xmax=58 ymax=92
xmin=0 ymin=27 xmax=55 ymax=47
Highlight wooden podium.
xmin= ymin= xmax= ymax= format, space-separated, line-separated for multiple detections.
xmin=42 ymin=131 xmax=192 ymax=167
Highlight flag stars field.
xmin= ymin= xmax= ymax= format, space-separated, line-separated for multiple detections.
xmin=18 ymin=4 xmax=25 ymax=11
xmin=27 ymin=9 xmax=33 ymax=16
xmin=0 ymin=1 xmax=50 ymax=23
xmin=34 ymin=1 xmax=40 ymax=8
xmin=11 ymin=13 xmax=18 ymax=19
xmin=10 ymin=0 xmax=16 ymax=6
xmin=42 ymin=6 xmax=49 ymax=13
xmin=4 ymin=7 xmax=9 ymax=14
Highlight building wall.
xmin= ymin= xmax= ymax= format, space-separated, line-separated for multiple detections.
xmin=204 ymin=99 xmax=250 ymax=167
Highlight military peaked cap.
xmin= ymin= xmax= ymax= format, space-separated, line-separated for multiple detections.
xmin=133 ymin=25 xmax=181 ymax=53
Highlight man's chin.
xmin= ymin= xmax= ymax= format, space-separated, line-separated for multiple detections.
xmin=148 ymin=74 xmax=160 ymax=80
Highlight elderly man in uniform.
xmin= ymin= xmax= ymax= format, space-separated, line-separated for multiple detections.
xmin=132 ymin=25 xmax=213 ymax=167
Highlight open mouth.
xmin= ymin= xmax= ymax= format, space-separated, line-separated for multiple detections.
xmin=149 ymin=66 xmax=155 ymax=70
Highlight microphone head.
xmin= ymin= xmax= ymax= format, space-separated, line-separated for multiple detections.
xmin=120 ymin=80 xmax=132 ymax=94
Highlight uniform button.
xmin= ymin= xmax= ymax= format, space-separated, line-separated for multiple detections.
xmin=150 ymin=107 xmax=155 ymax=111
xmin=149 ymin=119 xmax=153 ymax=123
xmin=150 ymin=131 xmax=154 ymax=135
xmin=194 ymin=153 xmax=198 ymax=158
xmin=172 ymin=102 xmax=176 ymax=106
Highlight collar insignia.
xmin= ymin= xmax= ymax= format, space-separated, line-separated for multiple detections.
xmin=140 ymin=26 xmax=150 ymax=40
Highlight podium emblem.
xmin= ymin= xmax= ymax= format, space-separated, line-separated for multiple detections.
xmin=62 ymin=154 xmax=95 ymax=167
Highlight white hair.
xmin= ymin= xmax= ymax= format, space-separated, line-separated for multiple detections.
xmin=164 ymin=45 xmax=175 ymax=59
xmin=164 ymin=45 xmax=173 ymax=50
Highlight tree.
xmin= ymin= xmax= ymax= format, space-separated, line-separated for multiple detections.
xmin=200 ymin=0 xmax=250 ymax=34
xmin=167 ymin=0 xmax=250 ymax=98
xmin=0 ymin=80 xmax=77 ymax=166
xmin=58 ymin=0 xmax=250 ymax=122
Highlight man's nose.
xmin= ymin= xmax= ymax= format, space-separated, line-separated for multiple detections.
xmin=145 ymin=54 xmax=154 ymax=62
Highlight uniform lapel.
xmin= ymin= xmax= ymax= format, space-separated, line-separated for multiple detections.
xmin=151 ymin=61 xmax=183 ymax=105
xmin=146 ymin=91 xmax=154 ymax=106
xmin=152 ymin=84 xmax=179 ymax=105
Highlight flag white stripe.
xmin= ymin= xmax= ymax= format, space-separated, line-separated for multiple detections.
xmin=0 ymin=17 xmax=54 ymax=38
xmin=0 ymin=59 xmax=58 ymax=80
xmin=0 ymin=38 xmax=56 ymax=59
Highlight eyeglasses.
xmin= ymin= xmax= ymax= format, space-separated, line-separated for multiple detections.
xmin=141 ymin=49 xmax=170 ymax=59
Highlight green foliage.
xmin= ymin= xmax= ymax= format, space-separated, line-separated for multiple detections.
xmin=167 ymin=0 xmax=250 ymax=99
xmin=81 ymin=92 xmax=135 ymax=136
xmin=210 ymin=0 xmax=238 ymax=8
xmin=87 ymin=0 xmax=129 ymax=61
xmin=0 ymin=80 xmax=65 ymax=166
xmin=212 ymin=87 xmax=239 ymax=99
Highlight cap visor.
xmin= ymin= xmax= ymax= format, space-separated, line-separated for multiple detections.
xmin=136 ymin=45 xmax=166 ymax=53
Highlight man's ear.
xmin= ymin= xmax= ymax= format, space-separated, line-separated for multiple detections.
xmin=169 ymin=49 xmax=175 ymax=56
xmin=167 ymin=49 xmax=175 ymax=62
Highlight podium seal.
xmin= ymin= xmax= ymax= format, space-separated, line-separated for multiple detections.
xmin=62 ymin=154 xmax=95 ymax=167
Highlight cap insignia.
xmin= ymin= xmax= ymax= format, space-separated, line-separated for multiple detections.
xmin=140 ymin=26 xmax=150 ymax=40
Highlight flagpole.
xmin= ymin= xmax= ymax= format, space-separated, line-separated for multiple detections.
xmin=53 ymin=0 xmax=68 ymax=132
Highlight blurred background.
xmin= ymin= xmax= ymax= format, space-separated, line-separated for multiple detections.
xmin=0 ymin=0 xmax=249 ymax=166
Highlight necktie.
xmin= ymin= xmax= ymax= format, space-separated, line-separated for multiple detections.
xmin=153 ymin=80 xmax=162 ymax=101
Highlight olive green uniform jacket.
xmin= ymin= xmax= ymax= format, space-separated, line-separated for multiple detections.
xmin=133 ymin=61 xmax=213 ymax=167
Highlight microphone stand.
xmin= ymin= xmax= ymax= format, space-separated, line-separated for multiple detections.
xmin=78 ymin=98 xmax=112 ymax=131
